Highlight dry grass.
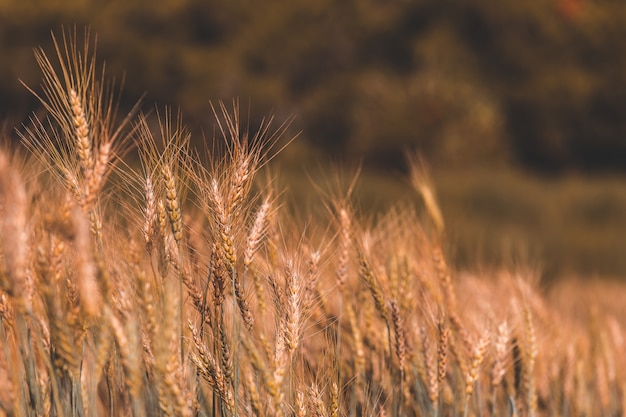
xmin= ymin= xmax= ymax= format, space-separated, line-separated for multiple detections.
xmin=1 ymin=29 xmax=626 ymax=417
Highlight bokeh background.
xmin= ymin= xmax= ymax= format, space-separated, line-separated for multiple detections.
xmin=2 ymin=0 xmax=626 ymax=281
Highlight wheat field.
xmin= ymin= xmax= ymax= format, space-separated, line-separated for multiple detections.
xmin=0 ymin=29 xmax=625 ymax=417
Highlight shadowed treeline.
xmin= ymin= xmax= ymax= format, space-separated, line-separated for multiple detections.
xmin=2 ymin=0 xmax=626 ymax=172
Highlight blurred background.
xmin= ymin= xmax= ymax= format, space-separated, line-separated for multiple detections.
xmin=2 ymin=0 xmax=626 ymax=281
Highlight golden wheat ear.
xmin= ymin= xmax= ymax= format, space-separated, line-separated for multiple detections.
xmin=20 ymin=28 xmax=140 ymax=213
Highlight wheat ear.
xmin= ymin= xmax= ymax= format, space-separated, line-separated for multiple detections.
xmin=189 ymin=322 xmax=234 ymax=413
xmin=0 ymin=152 xmax=31 ymax=313
xmin=390 ymin=298 xmax=407 ymax=413
xmin=522 ymin=306 xmax=537 ymax=417
xmin=422 ymin=325 xmax=438 ymax=412
xmin=69 ymin=88 xmax=93 ymax=180
xmin=464 ymin=334 xmax=490 ymax=417
xmin=284 ymin=260 xmax=302 ymax=353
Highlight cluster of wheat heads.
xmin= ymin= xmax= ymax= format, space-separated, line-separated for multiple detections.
xmin=1 ymin=30 xmax=626 ymax=417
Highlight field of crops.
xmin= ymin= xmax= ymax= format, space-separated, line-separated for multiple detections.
xmin=1 ymin=30 xmax=626 ymax=417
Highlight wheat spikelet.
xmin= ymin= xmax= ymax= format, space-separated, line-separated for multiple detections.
xmin=390 ymin=299 xmax=407 ymax=379
xmin=522 ymin=306 xmax=537 ymax=417
xmin=109 ymin=310 xmax=144 ymax=408
xmin=227 ymin=149 xmax=253 ymax=220
xmin=209 ymin=178 xmax=236 ymax=269
xmin=150 ymin=274 xmax=181 ymax=413
xmin=264 ymin=330 xmax=287 ymax=412
xmin=336 ymin=207 xmax=351 ymax=291
xmin=46 ymin=279 xmax=80 ymax=378
xmin=329 ymin=382 xmax=339 ymax=417
xmin=218 ymin=319 xmax=233 ymax=385
xmin=266 ymin=210 xmax=280 ymax=268
xmin=211 ymin=247 xmax=227 ymax=308
xmin=437 ymin=318 xmax=449 ymax=387
xmin=241 ymin=335 xmax=272 ymax=390
xmin=303 ymin=250 xmax=321 ymax=315
xmin=465 ymin=333 xmax=489 ymax=400
xmin=296 ymin=390 xmax=308 ymax=417
xmin=130 ymin=241 xmax=157 ymax=347
xmin=233 ymin=273 xmax=254 ymax=332
xmin=310 ymin=384 xmax=327 ymax=417
xmin=142 ymin=175 xmax=157 ymax=251
xmin=162 ymin=364 xmax=192 ymax=417
xmin=433 ymin=246 xmax=457 ymax=313
xmin=72 ymin=208 xmax=101 ymax=318
xmin=0 ymin=151 xmax=31 ymax=313
xmin=245 ymin=372 xmax=264 ymax=417
xmin=491 ymin=321 xmax=510 ymax=389
xmin=422 ymin=326 xmax=438 ymax=407
xmin=63 ymin=165 xmax=85 ymax=206
xmin=244 ymin=196 xmax=272 ymax=268
xmin=449 ymin=313 xmax=472 ymax=375
xmin=162 ymin=164 xmax=184 ymax=244
xmin=83 ymin=140 xmax=111 ymax=210
xmin=94 ymin=323 xmax=112 ymax=388
xmin=69 ymin=88 xmax=93 ymax=179
xmin=189 ymin=323 xmax=234 ymax=412
xmin=284 ymin=260 xmax=302 ymax=353
xmin=167 ymin=242 xmax=207 ymax=322
xmin=357 ymin=250 xmax=388 ymax=322
xmin=251 ymin=267 xmax=267 ymax=317
xmin=345 ymin=301 xmax=365 ymax=377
